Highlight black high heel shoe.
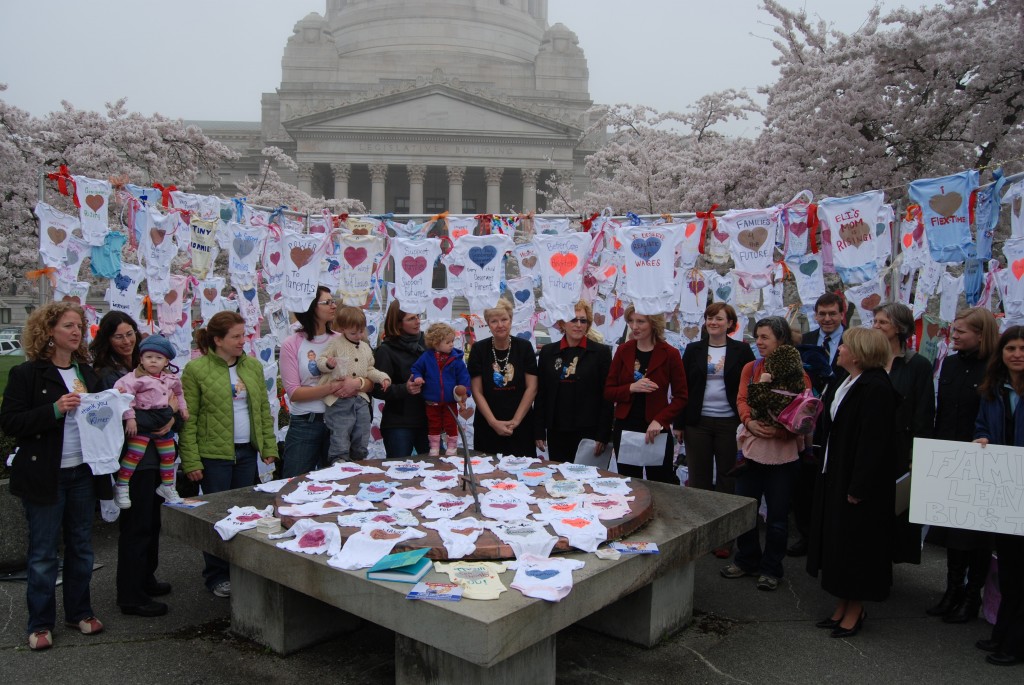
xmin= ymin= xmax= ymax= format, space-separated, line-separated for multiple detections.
xmin=830 ymin=611 xmax=866 ymax=638
xmin=815 ymin=617 xmax=841 ymax=629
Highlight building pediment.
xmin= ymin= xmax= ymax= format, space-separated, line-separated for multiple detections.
xmin=282 ymin=84 xmax=582 ymax=139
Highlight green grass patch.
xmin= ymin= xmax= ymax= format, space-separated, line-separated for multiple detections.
xmin=0 ymin=355 xmax=24 ymax=398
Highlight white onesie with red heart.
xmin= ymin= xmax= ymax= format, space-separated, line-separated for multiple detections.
xmin=270 ymin=519 xmax=343 ymax=556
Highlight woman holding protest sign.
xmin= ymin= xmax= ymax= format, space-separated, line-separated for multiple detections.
xmin=972 ymin=325 xmax=1024 ymax=666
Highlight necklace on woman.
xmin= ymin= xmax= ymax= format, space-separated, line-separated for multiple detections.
xmin=491 ymin=344 xmax=514 ymax=388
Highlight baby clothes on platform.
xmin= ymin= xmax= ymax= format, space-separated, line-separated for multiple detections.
xmin=74 ymin=389 xmax=134 ymax=476
xmin=481 ymin=478 xmax=535 ymax=499
xmin=419 ymin=470 xmax=462 ymax=491
xmin=336 ymin=508 xmax=421 ymax=529
xmin=383 ymin=487 xmax=434 ymax=510
xmin=253 ymin=477 xmax=292 ymax=494
xmin=544 ymin=479 xmax=587 ymax=499
xmin=537 ymin=510 xmax=606 ymax=553
xmin=356 ymin=480 xmax=403 ymax=502
xmin=488 ymin=519 xmax=558 ymax=559
xmin=909 ymin=169 xmax=980 ymax=263
xmin=419 ymin=494 xmax=475 ymax=520
xmin=281 ymin=480 xmax=349 ymax=504
xmin=534 ymin=498 xmax=586 ymax=519
xmin=588 ymin=477 xmax=633 ymax=496
xmin=214 ymin=505 xmax=274 ymax=541
xmin=479 ymin=492 xmax=535 ymax=521
xmin=269 ymin=520 xmax=343 ymax=556
xmin=555 ymin=463 xmax=602 ymax=481
xmin=276 ymin=496 xmax=375 ymax=519
xmin=515 ymin=467 xmax=555 ymax=486
xmin=433 ymin=561 xmax=508 ymax=600
xmin=308 ymin=461 xmax=384 ymax=481
xmin=441 ymin=455 xmax=496 ymax=475
xmin=423 ymin=517 xmax=487 ymax=559
xmin=582 ymin=493 xmax=635 ymax=520
xmin=509 ymin=554 xmax=585 ymax=602
xmin=328 ymin=524 xmax=427 ymax=571
xmin=497 ymin=455 xmax=541 ymax=473
xmin=383 ymin=460 xmax=430 ymax=480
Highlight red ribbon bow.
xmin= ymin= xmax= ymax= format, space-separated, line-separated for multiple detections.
xmin=696 ymin=204 xmax=719 ymax=254
xmin=46 ymin=165 xmax=79 ymax=206
xmin=152 ymin=183 xmax=177 ymax=208
xmin=580 ymin=213 xmax=601 ymax=232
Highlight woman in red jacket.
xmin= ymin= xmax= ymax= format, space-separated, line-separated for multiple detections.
xmin=604 ymin=306 xmax=687 ymax=483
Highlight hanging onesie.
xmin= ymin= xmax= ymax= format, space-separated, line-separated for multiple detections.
xmin=533 ymin=231 xmax=593 ymax=323
xmin=391 ymin=237 xmax=442 ymax=315
xmin=35 ymin=201 xmax=81 ymax=268
xmin=974 ymin=170 xmax=1005 ymax=260
xmin=336 ymin=233 xmax=383 ymax=306
xmin=721 ymin=209 xmax=780 ymax=289
xmin=55 ymin=279 xmax=90 ymax=307
xmin=909 ymin=169 xmax=979 ymax=263
xmin=71 ymin=175 xmax=111 ymax=245
xmin=505 ymin=276 xmax=535 ymax=317
xmin=781 ymin=200 xmax=815 ymax=260
xmin=899 ymin=206 xmax=930 ymax=273
xmin=198 ymin=277 xmax=228 ymax=321
xmin=913 ymin=259 xmax=944 ymax=320
xmin=283 ymin=231 xmax=327 ymax=313
xmin=249 ymin=335 xmax=277 ymax=367
xmin=533 ymin=217 xmax=572 ymax=236
xmin=874 ymin=204 xmax=894 ymax=266
xmin=1002 ymin=178 xmax=1024 ymax=239
xmin=591 ymin=297 xmax=627 ymax=346
xmin=939 ymin=272 xmax=964 ymax=323
xmin=217 ymin=221 xmax=268 ymax=276
xmin=106 ymin=263 xmax=146 ymax=316
xmin=58 ymin=236 xmax=91 ymax=283
xmin=678 ymin=268 xmax=711 ymax=318
xmin=74 ymin=389 xmax=134 ymax=476
xmin=617 ymin=224 xmax=687 ymax=315
xmin=785 ymin=254 xmax=825 ymax=308
xmin=187 ymin=217 xmax=220 ymax=278
xmin=997 ymin=238 xmax=1024 ymax=324
xmin=702 ymin=217 xmax=732 ymax=265
xmin=514 ymin=242 xmax=542 ymax=284
xmin=844 ymin=279 xmax=886 ymax=327
xmin=89 ymin=231 xmax=126 ymax=279
xmin=450 ymin=233 xmax=514 ymax=315
xmin=156 ymin=274 xmax=188 ymax=335
xmin=426 ymin=289 xmax=455 ymax=323
xmin=818 ymin=190 xmax=886 ymax=283
xmin=233 ymin=275 xmax=262 ymax=336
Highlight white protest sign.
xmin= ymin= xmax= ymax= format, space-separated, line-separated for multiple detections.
xmin=910 ymin=438 xmax=1024 ymax=536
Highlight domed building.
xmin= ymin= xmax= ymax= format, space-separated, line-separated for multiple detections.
xmin=196 ymin=0 xmax=603 ymax=213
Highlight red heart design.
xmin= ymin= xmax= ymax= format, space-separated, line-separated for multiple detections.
xmin=1013 ymin=259 xmax=1024 ymax=281
xmin=688 ymin=280 xmax=705 ymax=295
xmin=902 ymin=234 xmax=914 ymax=249
xmin=583 ymin=273 xmax=597 ymax=288
xmin=344 ymin=246 xmax=367 ymax=268
xmin=552 ymin=503 xmax=577 ymax=512
xmin=789 ymin=220 xmax=808 ymax=237
xmin=685 ymin=222 xmax=697 ymax=238
xmin=550 ymin=252 xmax=579 ymax=277
xmin=610 ymin=303 xmax=625 ymax=320
xmin=561 ymin=517 xmax=590 ymax=529
xmin=433 ymin=296 xmax=449 ymax=310
xmin=402 ymin=255 xmax=427 ymax=278
xmin=492 ymin=483 xmax=517 ymax=490
xmin=712 ymin=228 xmax=728 ymax=243
xmin=448 ymin=264 xmax=464 ymax=276
xmin=269 ymin=252 xmax=281 ymax=266
xmin=491 ymin=503 xmax=518 ymax=510
xmin=371 ymin=426 xmax=382 ymax=441
xmin=451 ymin=228 xmax=469 ymax=240
xmin=308 ymin=484 xmax=332 ymax=492
xmin=298 ymin=529 xmax=326 ymax=548
xmin=861 ymin=294 xmax=881 ymax=310
xmin=236 ymin=513 xmax=263 ymax=523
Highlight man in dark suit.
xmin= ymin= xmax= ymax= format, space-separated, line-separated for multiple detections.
xmin=789 ymin=292 xmax=849 ymax=556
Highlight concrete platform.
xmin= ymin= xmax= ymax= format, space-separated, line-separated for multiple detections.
xmin=162 ymin=481 xmax=754 ymax=682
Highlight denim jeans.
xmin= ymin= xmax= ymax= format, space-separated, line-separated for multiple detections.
xmin=733 ymin=459 xmax=800 ymax=579
xmin=324 ymin=397 xmax=371 ymax=462
xmin=282 ymin=413 xmax=330 ymax=478
xmin=382 ymin=427 xmax=429 ymax=459
xmin=200 ymin=444 xmax=258 ymax=590
xmin=22 ymin=464 xmax=96 ymax=633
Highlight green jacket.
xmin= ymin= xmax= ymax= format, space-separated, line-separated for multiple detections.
xmin=179 ymin=352 xmax=278 ymax=473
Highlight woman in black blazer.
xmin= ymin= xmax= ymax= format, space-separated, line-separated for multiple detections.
xmin=681 ymin=304 xmax=755 ymax=506
xmin=535 ymin=300 xmax=614 ymax=463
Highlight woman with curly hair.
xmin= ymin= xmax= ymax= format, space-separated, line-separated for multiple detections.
xmin=0 ymin=302 xmax=106 ymax=650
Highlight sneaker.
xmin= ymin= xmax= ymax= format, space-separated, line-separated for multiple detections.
xmin=28 ymin=629 xmax=52 ymax=650
xmin=757 ymin=575 xmax=779 ymax=591
xmin=65 ymin=616 xmax=103 ymax=634
xmin=155 ymin=484 xmax=182 ymax=503
xmin=211 ymin=581 xmax=231 ymax=598
xmin=720 ymin=563 xmax=753 ymax=579
xmin=114 ymin=484 xmax=132 ymax=509
xmin=445 ymin=444 xmax=459 ymax=456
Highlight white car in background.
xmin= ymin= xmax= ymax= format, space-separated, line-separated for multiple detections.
xmin=0 ymin=339 xmax=22 ymax=355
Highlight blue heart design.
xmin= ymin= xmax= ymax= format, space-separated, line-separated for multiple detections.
xmin=468 ymin=245 xmax=497 ymax=269
xmin=367 ymin=324 xmax=376 ymax=336
xmin=114 ymin=274 xmax=132 ymax=292
xmin=515 ymin=331 xmax=532 ymax=340
xmin=243 ymin=288 xmax=257 ymax=302
xmin=86 ymin=406 xmax=113 ymax=431
xmin=715 ymin=286 xmax=731 ymax=301
xmin=526 ymin=569 xmax=559 ymax=580
xmin=220 ymin=207 xmax=234 ymax=222
xmin=233 ymin=237 xmax=256 ymax=259
xmin=630 ymin=237 xmax=662 ymax=261
xmin=514 ymin=289 xmax=531 ymax=303
xmin=265 ymin=377 xmax=274 ymax=392
xmin=260 ymin=348 xmax=272 ymax=362
xmin=326 ymin=258 xmax=340 ymax=273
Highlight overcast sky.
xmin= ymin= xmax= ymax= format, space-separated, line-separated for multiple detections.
xmin=0 ymin=0 xmax=886 ymax=137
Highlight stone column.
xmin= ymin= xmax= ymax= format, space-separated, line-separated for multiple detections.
xmin=485 ymin=167 xmax=504 ymax=214
xmin=330 ymin=163 xmax=351 ymax=200
xmin=447 ymin=166 xmax=466 ymax=215
xmin=521 ymin=168 xmax=539 ymax=213
xmin=407 ymin=165 xmax=427 ymax=215
xmin=297 ymin=163 xmax=314 ymax=196
xmin=369 ymin=164 xmax=388 ymax=213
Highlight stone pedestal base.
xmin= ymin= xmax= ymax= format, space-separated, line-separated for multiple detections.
xmin=578 ymin=561 xmax=694 ymax=647
xmin=230 ymin=565 xmax=362 ymax=654
xmin=395 ymin=633 xmax=555 ymax=685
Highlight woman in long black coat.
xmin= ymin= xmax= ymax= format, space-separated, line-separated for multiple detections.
xmin=807 ymin=327 xmax=900 ymax=638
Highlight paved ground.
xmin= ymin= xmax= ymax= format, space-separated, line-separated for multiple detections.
xmin=1 ymin=513 xmax=1019 ymax=684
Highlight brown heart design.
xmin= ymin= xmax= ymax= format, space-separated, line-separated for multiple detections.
xmin=839 ymin=220 xmax=870 ymax=248
xmin=150 ymin=227 xmax=166 ymax=246
xmin=737 ymin=227 xmax=768 ymax=251
xmin=593 ymin=312 xmax=606 ymax=325
xmin=290 ymin=246 xmax=314 ymax=268
xmin=164 ymin=291 xmax=178 ymax=305
xmin=451 ymin=527 xmax=479 ymax=536
xmin=85 ymin=194 xmax=105 ymax=212
xmin=369 ymin=529 xmax=401 ymax=540
xmin=47 ymin=226 xmax=67 ymax=244
xmin=203 ymin=287 xmax=218 ymax=302
xmin=929 ymin=192 xmax=962 ymax=218
xmin=860 ymin=293 xmax=881 ymax=310
xmin=683 ymin=326 xmax=700 ymax=339
xmin=521 ymin=256 xmax=538 ymax=269
xmin=62 ymin=295 xmax=81 ymax=304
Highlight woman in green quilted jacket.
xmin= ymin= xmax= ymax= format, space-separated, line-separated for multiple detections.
xmin=179 ymin=311 xmax=278 ymax=598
